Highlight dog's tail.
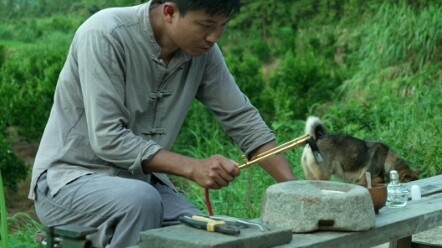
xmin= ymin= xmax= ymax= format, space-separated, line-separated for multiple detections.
xmin=304 ymin=116 xmax=326 ymax=164
xmin=305 ymin=116 xmax=327 ymax=139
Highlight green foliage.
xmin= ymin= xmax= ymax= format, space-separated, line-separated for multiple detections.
xmin=224 ymin=52 xmax=274 ymax=118
xmin=351 ymin=2 xmax=442 ymax=76
xmin=230 ymin=0 xmax=355 ymax=38
xmin=173 ymin=102 xmax=234 ymax=158
xmin=230 ymin=1 xmax=294 ymax=38
xmin=0 ymin=39 xmax=69 ymax=140
xmin=271 ymin=26 xmax=297 ymax=57
xmin=248 ymin=39 xmax=271 ymax=62
xmin=0 ymin=16 xmax=82 ymax=43
xmin=0 ymin=135 xmax=27 ymax=191
xmin=8 ymin=213 xmax=42 ymax=248
xmin=269 ymin=51 xmax=343 ymax=120
xmin=0 ymin=0 xmax=143 ymax=20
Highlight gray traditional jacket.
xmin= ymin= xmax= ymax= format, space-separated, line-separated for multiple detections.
xmin=29 ymin=1 xmax=274 ymax=200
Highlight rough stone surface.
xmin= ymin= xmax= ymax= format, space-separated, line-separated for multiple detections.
xmin=138 ymin=223 xmax=292 ymax=248
xmin=261 ymin=180 xmax=376 ymax=233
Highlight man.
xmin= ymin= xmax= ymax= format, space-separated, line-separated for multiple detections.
xmin=29 ymin=0 xmax=295 ymax=247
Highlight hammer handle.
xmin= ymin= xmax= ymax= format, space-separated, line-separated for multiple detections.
xmin=238 ymin=134 xmax=311 ymax=170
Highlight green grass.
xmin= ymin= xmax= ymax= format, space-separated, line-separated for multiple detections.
xmin=2 ymin=174 xmax=41 ymax=248
xmin=0 ymin=40 xmax=29 ymax=49
xmin=8 ymin=213 xmax=42 ymax=248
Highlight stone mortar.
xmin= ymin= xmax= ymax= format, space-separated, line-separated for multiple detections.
xmin=261 ymin=180 xmax=375 ymax=233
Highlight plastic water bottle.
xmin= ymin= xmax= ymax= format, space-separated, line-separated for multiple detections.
xmin=387 ymin=170 xmax=409 ymax=208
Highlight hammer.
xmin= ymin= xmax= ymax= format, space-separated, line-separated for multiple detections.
xmin=206 ymin=134 xmax=324 ymax=216
xmin=238 ymin=134 xmax=323 ymax=170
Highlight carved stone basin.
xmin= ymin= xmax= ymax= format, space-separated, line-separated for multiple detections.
xmin=261 ymin=180 xmax=376 ymax=233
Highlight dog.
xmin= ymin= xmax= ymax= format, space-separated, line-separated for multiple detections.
xmin=301 ymin=116 xmax=419 ymax=184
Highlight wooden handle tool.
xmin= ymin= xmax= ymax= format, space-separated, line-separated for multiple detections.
xmin=238 ymin=134 xmax=311 ymax=170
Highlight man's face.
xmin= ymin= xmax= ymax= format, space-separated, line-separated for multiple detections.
xmin=169 ymin=9 xmax=230 ymax=56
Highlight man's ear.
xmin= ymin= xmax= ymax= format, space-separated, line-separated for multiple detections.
xmin=163 ymin=3 xmax=177 ymax=23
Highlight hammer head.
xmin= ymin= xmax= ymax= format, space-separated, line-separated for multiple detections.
xmin=307 ymin=137 xmax=324 ymax=164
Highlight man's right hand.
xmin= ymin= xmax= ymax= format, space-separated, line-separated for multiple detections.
xmin=143 ymin=150 xmax=240 ymax=189
xmin=190 ymin=155 xmax=240 ymax=189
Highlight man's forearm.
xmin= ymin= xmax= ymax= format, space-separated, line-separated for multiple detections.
xmin=251 ymin=141 xmax=296 ymax=182
xmin=142 ymin=149 xmax=196 ymax=180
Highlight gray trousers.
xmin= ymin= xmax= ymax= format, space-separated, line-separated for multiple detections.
xmin=35 ymin=172 xmax=202 ymax=248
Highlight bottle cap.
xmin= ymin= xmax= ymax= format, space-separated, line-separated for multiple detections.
xmin=389 ymin=170 xmax=399 ymax=180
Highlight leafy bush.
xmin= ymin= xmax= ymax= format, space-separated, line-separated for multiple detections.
xmin=249 ymin=39 xmax=271 ymax=63
xmin=271 ymin=26 xmax=297 ymax=57
xmin=0 ymin=135 xmax=27 ymax=191
xmin=0 ymin=40 xmax=68 ymax=140
xmin=0 ymin=16 xmax=80 ymax=43
xmin=224 ymin=51 xmax=273 ymax=116
xmin=269 ymin=51 xmax=343 ymax=121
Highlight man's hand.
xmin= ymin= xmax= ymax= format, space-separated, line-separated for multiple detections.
xmin=142 ymin=150 xmax=240 ymax=189
xmin=190 ymin=155 xmax=240 ymax=189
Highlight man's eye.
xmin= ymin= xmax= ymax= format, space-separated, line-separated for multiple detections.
xmin=201 ymin=24 xmax=212 ymax=28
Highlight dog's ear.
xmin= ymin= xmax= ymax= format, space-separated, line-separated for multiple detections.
xmin=398 ymin=168 xmax=419 ymax=182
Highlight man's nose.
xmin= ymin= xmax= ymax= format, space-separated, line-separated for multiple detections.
xmin=205 ymin=28 xmax=223 ymax=43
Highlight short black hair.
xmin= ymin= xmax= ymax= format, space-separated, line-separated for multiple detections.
xmin=164 ymin=0 xmax=240 ymax=17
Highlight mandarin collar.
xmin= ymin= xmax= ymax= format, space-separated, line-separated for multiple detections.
xmin=141 ymin=1 xmax=191 ymax=67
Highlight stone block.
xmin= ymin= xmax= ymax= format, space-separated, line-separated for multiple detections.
xmin=261 ymin=180 xmax=375 ymax=232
